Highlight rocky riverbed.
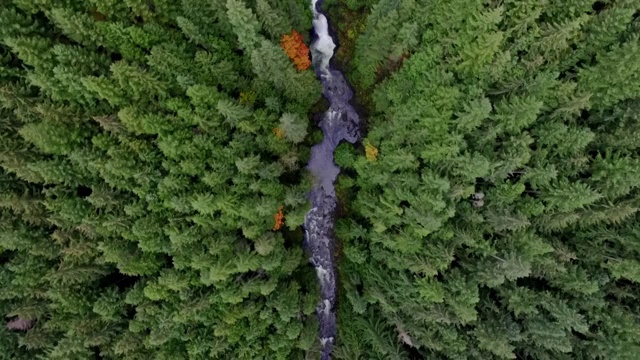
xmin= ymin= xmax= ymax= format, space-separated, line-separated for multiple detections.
xmin=304 ymin=1 xmax=362 ymax=359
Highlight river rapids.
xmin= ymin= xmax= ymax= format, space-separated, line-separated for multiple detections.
xmin=304 ymin=1 xmax=362 ymax=359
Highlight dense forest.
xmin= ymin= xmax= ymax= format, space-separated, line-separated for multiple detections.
xmin=1 ymin=0 xmax=640 ymax=359
xmin=0 ymin=0 xmax=322 ymax=358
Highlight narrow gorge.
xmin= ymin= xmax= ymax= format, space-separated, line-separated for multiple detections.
xmin=304 ymin=1 xmax=362 ymax=359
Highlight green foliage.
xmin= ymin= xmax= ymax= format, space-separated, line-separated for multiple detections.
xmin=0 ymin=0 xmax=318 ymax=358
xmin=3 ymin=0 xmax=640 ymax=359
xmin=337 ymin=0 xmax=640 ymax=358
xmin=279 ymin=112 xmax=308 ymax=144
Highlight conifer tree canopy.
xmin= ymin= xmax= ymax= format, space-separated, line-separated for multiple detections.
xmin=0 ymin=0 xmax=321 ymax=358
xmin=330 ymin=0 xmax=640 ymax=358
xmin=2 ymin=0 xmax=640 ymax=359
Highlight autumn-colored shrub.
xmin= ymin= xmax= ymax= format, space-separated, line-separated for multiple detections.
xmin=273 ymin=206 xmax=285 ymax=230
xmin=281 ymin=30 xmax=311 ymax=71
xmin=364 ymin=142 xmax=378 ymax=161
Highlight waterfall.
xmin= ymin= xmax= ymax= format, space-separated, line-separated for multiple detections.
xmin=304 ymin=1 xmax=362 ymax=359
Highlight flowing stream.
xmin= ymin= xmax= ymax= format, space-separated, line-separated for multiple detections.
xmin=304 ymin=1 xmax=362 ymax=359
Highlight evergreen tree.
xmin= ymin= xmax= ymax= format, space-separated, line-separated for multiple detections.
xmin=337 ymin=0 xmax=640 ymax=358
xmin=3 ymin=0 xmax=640 ymax=358
xmin=0 ymin=0 xmax=320 ymax=358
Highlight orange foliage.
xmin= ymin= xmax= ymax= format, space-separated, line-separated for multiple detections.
xmin=273 ymin=127 xmax=284 ymax=139
xmin=273 ymin=206 xmax=285 ymax=231
xmin=281 ymin=30 xmax=311 ymax=71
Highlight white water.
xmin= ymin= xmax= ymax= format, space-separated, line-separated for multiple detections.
xmin=311 ymin=2 xmax=336 ymax=75
xmin=305 ymin=1 xmax=362 ymax=359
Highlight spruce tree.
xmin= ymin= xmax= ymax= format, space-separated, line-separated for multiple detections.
xmin=0 ymin=0 xmax=320 ymax=358
xmin=337 ymin=0 xmax=640 ymax=358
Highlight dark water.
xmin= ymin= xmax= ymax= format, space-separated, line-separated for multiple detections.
xmin=304 ymin=1 xmax=362 ymax=359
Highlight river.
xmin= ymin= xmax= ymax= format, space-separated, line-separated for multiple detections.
xmin=304 ymin=1 xmax=362 ymax=359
